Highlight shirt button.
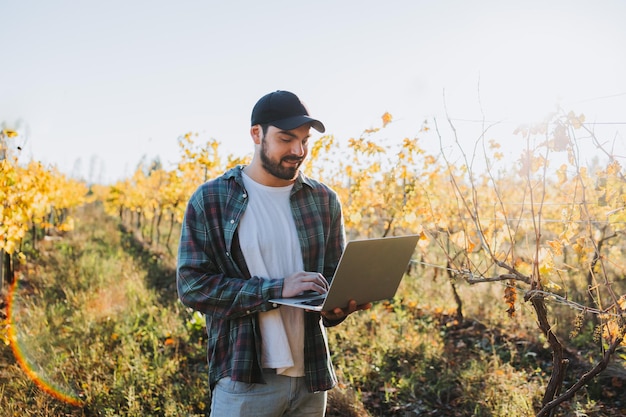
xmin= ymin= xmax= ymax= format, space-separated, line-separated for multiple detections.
xmin=246 ymin=310 xmax=251 ymax=315
xmin=230 ymin=219 xmax=235 ymax=224
xmin=242 ymin=193 xmax=247 ymax=199
xmin=272 ymin=303 xmax=278 ymax=308
xmin=225 ymin=252 xmax=230 ymax=257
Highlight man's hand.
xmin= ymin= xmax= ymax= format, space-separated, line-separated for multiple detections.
xmin=282 ymin=271 xmax=329 ymax=298
xmin=321 ymin=299 xmax=372 ymax=321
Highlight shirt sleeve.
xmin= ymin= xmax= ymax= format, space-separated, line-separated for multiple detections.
xmin=176 ymin=190 xmax=283 ymax=320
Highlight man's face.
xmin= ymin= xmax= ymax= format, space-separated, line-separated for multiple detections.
xmin=259 ymin=124 xmax=310 ymax=182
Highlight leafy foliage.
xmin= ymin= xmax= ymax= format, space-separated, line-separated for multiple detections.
xmin=1 ymin=130 xmax=87 ymax=257
xmin=3 ymin=109 xmax=626 ymax=415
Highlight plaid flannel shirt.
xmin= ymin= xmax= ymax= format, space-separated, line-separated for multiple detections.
xmin=177 ymin=165 xmax=345 ymax=392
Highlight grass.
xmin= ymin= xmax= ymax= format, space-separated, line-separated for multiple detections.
xmin=1 ymin=203 xmax=208 ymax=416
xmin=1 ymin=203 xmax=625 ymax=416
xmin=327 ymin=283 xmax=544 ymax=416
xmin=327 ymin=265 xmax=626 ymax=416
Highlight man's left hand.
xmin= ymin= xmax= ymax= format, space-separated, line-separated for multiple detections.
xmin=321 ymin=299 xmax=372 ymax=321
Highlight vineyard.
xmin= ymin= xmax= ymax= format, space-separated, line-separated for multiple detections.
xmin=1 ymin=110 xmax=626 ymax=416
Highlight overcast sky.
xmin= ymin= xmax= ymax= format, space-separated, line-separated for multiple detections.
xmin=2 ymin=0 xmax=625 ymax=183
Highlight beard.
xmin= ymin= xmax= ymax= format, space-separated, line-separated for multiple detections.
xmin=260 ymin=139 xmax=303 ymax=181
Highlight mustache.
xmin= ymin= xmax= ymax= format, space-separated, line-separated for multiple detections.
xmin=282 ymin=156 xmax=303 ymax=163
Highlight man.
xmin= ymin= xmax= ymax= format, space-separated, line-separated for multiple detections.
xmin=177 ymin=90 xmax=370 ymax=416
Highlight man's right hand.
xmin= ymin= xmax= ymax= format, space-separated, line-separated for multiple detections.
xmin=282 ymin=271 xmax=329 ymax=298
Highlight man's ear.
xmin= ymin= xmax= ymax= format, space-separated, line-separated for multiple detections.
xmin=250 ymin=125 xmax=262 ymax=145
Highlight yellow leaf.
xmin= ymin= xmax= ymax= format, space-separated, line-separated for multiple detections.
xmin=547 ymin=240 xmax=563 ymax=256
xmin=567 ymin=111 xmax=585 ymax=129
xmin=544 ymin=281 xmax=562 ymax=291
xmin=382 ymin=112 xmax=392 ymax=127
xmin=418 ymin=231 xmax=430 ymax=249
xmin=2 ymin=129 xmax=18 ymax=138
xmin=488 ymin=139 xmax=501 ymax=149
xmin=515 ymin=259 xmax=532 ymax=276
xmin=607 ymin=160 xmax=622 ymax=176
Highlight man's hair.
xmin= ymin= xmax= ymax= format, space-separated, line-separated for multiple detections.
xmin=260 ymin=124 xmax=270 ymax=136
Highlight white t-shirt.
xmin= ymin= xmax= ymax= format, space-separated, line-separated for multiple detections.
xmin=239 ymin=172 xmax=305 ymax=377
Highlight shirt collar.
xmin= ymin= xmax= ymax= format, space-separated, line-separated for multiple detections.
xmin=225 ymin=165 xmax=313 ymax=191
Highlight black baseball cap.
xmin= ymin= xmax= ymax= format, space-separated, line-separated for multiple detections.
xmin=251 ymin=90 xmax=325 ymax=133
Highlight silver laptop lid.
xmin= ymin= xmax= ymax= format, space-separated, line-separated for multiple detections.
xmin=322 ymin=234 xmax=419 ymax=309
xmin=270 ymin=234 xmax=419 ymax=311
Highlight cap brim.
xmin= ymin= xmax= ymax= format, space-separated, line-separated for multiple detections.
xmin=271 ymin=115 xmax=325 ymax=133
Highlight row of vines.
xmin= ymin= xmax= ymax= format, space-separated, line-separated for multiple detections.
xmin=3 ymin=107 xmax=626 ymax=415
xmin=0 ymin=129 xmax=88 ymax=291
xmin=96 ymin=110 xmax=626 ymax=416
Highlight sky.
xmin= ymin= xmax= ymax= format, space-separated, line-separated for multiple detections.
xmin=2 ymin=0 xmax=626 ymax=184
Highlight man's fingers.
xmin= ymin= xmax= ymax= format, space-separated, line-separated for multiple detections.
xmin=322 ymin=299 xmax=371 ymax=320
xmin=309 ymin=272 xmax=328 ymax=289
xmin=302 ymin=272 xmax=328 ymax=292
xmin=282 ymin=271 xmax=329 ymax=298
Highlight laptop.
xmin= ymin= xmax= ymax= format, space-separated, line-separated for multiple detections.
xmin=269 ymin=234 xmax=419 ymax=312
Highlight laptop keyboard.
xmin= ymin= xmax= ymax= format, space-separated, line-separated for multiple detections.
xmin=300 ymin=298 xmax=324 ymax=306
